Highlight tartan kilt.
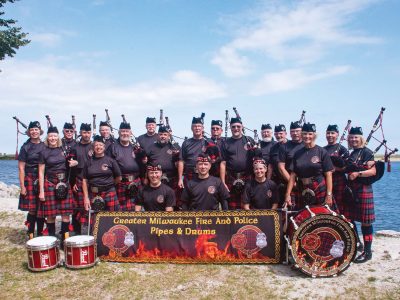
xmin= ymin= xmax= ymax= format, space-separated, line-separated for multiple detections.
xmin=18 ymin=173 xmax=38 ymax=212
xmin=73 ymin=176 xmax=85 ymax=223
xmin=80 ymin=188 xmax=120 ymax=225
xmin=332 ymin=172 xmax=349 ymax=217
xmin=226 ymin=173 xmax=250 ymax=210
xmin=296 ymin=177 xmax=327 ymax=210
xmin=347 ymin=181 xmax=375 ymax=224
xmin=116 ymin=177 xmax=141 ymax=211
xmin=37 ymin=177 xmax=74 ymax=218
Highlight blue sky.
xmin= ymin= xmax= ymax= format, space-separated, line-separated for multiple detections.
xmin=1 ymin=0 xmax=399 ymax=154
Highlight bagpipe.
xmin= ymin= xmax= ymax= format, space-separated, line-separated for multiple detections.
xmin=299 ymin=110 xmax=306 ymax=126
xmin=346 ymin=107 xmax=398 ymax=185
xmin=232 ymin=107 xmax=260 ymax=152
xmin=120 ymin=114 xmax=143 ymax=153
xmin=12 ymin=116 xmax=28 ymax=159
xmin=92 ymin=114 xmax=97 ymax=138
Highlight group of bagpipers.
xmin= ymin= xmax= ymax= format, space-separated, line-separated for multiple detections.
xmin=16 ymin=108 xmax=391 ymax=263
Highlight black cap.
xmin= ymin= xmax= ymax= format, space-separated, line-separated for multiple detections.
xmin=230 ymin=117 xmax=242 ymax=124
xmin=80 ymin=123 xmax=91 ymax=131
xmin=47 ymin=126 xmax=59 ymax=134
xmin=147 ymin=162 xmax=162 ymax=171
xmin=192 ymin=117 xmax=204 ymax=125
xmin=119 ymin=122 xmax=131 ymax=130
xmin=63 ymin=122 xmax=74 ymax=130
xmin=261 ymin=124 xmax=272 ymax=130
xmin=349 ymin=127 xmax=363 ymax=135
xmin=28 ymin=121 xmax=41 ymax=129
xmin=326 ymin=124 xmax=339 ymax=133
xmin=93 ymin=135 xmax=105 ymax=143
xmin=274 ymin=124 xmax=286 ymax=132
xmin=146 ymin=117 xmax=156 ymax=124
xmin=211 ymin=120 xmax=223 ymax=127
xmin=290 ymin=121 xmax=302 ymax=129
xmin=158 ymin=125 xmax=169 ymax=133
xmin=99 ymin=121 xmax=109 ymax=127
xmin=302 ymin=122 xmax=316 ymax=132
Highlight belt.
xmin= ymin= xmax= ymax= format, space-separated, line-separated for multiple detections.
xmin=47 ymin=173 xmax=66 ymax=182
xmin=121 ymin=173 xmax=139 ymax=182
xmin=90 ymin=184 xmax=114 ymax=193
xmin=298 ymin=175 xmax=323 ymax=186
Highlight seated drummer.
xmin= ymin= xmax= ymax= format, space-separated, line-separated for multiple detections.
xmin=243 ymin=158 xmax=278 ymax=210
xmin=135 ymin=163 xmax=175 ymax=212
xmin=181 ymin=153 xmax=230 ymax=211
xmin=82 ymin=135 xmax=121 ymax=213
xmin=284 ymin=123 xmax=334 ymax=210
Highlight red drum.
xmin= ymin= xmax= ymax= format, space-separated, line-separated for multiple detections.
xmin=26 ymin=236 xmax=60 ymax=272
xmin=64 ymin=235 xmax=96 ymax=269
xmin=286 ymin=205 xmax=357 ymax=277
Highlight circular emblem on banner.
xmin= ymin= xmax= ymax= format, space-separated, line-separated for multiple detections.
xmin=167 ymin=149 xmax=173 ymax=155
xmin=266 ymin=189 xmax=272 ymax=198
xmin=102 ymin=225 xmax=132 ymax=254
xmin=290 ymin=213 xmax=357 ymax=277
xmin=231 ymin=233 xmax=247 ymax=249
xmin=101 ymin=164 xmax=109 ymax=171
xmin=311 ymin=156 xmax=320 ymax=164
xmin=231 ymin=225 xmax=266 ymax=258
xmin=156 ymin=195 xmax=165 ymax=203
xmin=208 ymin=185 xmax=216 ymax=194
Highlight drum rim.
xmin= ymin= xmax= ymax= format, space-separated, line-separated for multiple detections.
xmin=65 ymin=261 xmax=96 ymax=269
xmin=26 ymin=238 xmax=59 ymax=250
xmin=64 ymin=235 xmax=95 ymax=247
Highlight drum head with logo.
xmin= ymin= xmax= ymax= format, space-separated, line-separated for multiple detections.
xmin=290 ymin=214 xmax=357 ymax=277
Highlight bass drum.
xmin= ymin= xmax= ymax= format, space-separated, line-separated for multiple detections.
xmin=286 ymin=205 xmax=357 ymax=277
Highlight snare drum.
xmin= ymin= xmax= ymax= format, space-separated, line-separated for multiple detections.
xmin=64 ymin=235 xmax=96 ymax=269
xmin=286 ymin=205 xmax=357 ymax=277
xmin=26 ymin=236 xmax=60 ymax=272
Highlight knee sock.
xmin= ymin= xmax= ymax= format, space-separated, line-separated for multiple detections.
xmin=47 ymin=222 xmax=56 ymax=237
xmin=361 ymin=225 xmax=373 ymax=253
xmin=72 ymin=213 xmax=81 ymax=234
xmin=27 ymin=214 xmax=36 ymax=234
xmin=61 ymin=221 xmax=70 ymax=239
xmin=36 ymin=218 xmax=46 ymax=236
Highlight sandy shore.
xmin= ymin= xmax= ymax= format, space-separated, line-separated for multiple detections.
xmin=1 ymin=196 xmax=399 ymax=299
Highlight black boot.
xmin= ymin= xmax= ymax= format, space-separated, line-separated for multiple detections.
xmin=26 ymin=214 xmax=36 ymax=239
xmin=36 ymin=218 xmax=46 ymax=236
xmin=354 ymin=251 xmax=372 ymax=263
xmin=47 ymin=222 xmax=56 ymax=237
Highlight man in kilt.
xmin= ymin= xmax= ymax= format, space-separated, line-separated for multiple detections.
xmin=62 ymin=122 xmax=77 ymax=149
xmin=220 ymin=117 xmax=255 ymax=210
xmin=208 ymin=120 xmax=224 ymax=177
xmin=284 ymin=123 xmax=334 ymax=210
xmin=107 ymin=122 xmax=142 ymax=211
xmin=324 ymin=124 xmax=350 ymax=216
xmin=71 ymin=123 xmax=92 ymax=233
xmin=99 ymin=120 xmax=115 ymax=152
xmin=18 ymin=121 xmax=46 ymax=238
xmin=82 ymin=135 xmax=121 ymax=220
xmin=37 ymin=126 xmax=77 ymax=239
xmin=346 ymin=127 xmax=377 ymax=263
xmin=137 ymin=117 xmax=159 ymax=155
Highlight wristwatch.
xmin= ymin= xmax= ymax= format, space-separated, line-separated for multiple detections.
xmin=327 ymin=191 xmax=332 ymax=196
xmin=358 ymin=171 xmax=363 ymax=177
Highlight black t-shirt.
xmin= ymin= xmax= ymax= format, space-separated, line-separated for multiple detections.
xmin=289 ymin=145 xmax=334 ymax=178
xmin=324 ymin=143 xmax=349 ymax=171
xmin=73 ymin=142 xmax=92 ymax=177
xmin=268 ymin=142 xmax=283 ymax=175
xmin=260 ymin=140 xmax=277 ymax=163
xmin=137 ymin=183 xmax=176 ymax=211
xmin=137 ymin=133 xmax=158 ymax=155
xmin=18 ymin=140 xmax=46 ymax=173
xmin=147 ymin=142 xmax=180 ymax=176
xmin=62 ymin=138 xmax=77 ymax=149
xmin=107 ymin=142 xmax=140 ymax=174
xmin=221 ymin=136 xmax=255 ymax=173
xmin=278 ymin=140 xmax=304 ymax=171
xmin=347 ymin=147 xmax=374 ymax=165
xmin=179 ymin=137 xmax=209 ymax=173
xmin=210 ymin=137 xmax=226 ymax=151
xmin=181 ymin=176 xmax=230 ymax=211
xmin=83 ymin=155 xmax=121 ymax=186
xmin=39 ymin=147 xmax=67 ymax=175
xmin=243 ymin=179 xmax=278 ymax=209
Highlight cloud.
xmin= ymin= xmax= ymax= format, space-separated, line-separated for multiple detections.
xmin=30 ymin=30 xmax=76 ymax=47
xmin=251 ymin=65 xmax=351 ymax=95
xmin=0 ymin=59 xmax=227 ymax=115
xmin=212 ymin=0 xmax=381 ymax=77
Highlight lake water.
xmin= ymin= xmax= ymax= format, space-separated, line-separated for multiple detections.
xmin=0 ymin=160 xmax=399 ymax=231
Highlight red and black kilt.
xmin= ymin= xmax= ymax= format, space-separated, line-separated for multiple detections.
xmin=116 ymin=177 xmax=141 ymax=211
xmin=73 ymin=177 xmax=85 ymax=223
xmin=347 ymin=181 xmax=375 ymax=224
xmin=296 ymin=177 xmax=326 ymax=211
xmin=37 ymin=177 xmax=74 ymax=218
xmin=332 ymin=172 xmax=349 ymax=217
xmin=226 ymin=173 xmax=250 ymax=210
xmin=18 ymin=173 xmax=38 ymax=213
xmin=80 ymin=187 xmax=120 ymax=225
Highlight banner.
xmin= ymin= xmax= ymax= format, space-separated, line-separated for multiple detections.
xmin=93 ymin=210 xmax=282 ymax=263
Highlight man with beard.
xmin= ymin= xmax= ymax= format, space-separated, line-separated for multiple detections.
xmin=137 ymin=117 xmax=159 ymax=155
xmin=99 ymin=121 xmax=115 ymax=152
xmin=259 ymin=124 xmax=276 ymax=163
xmin=71 ymin=123 xmax=93 ymax=234
xmin=107 ymin=122 xmax=142 ymax=211
xmin=220 ymin=117 xmax=255 ymax=210
xmin=181 ymin=153 xmax=229 ymax=211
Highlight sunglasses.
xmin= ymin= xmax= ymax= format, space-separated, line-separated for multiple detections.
xmin=64 ymin=129 xmax=74 ymax=133
xmin=231 ymin=125 xmax=241 ymax=129
xmin=211 ymin=127 xmax=221 ymax=130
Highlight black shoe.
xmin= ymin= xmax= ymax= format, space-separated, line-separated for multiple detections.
xmin=354 ymin=251 xmax=372 ymax=263
xmin=357 ymin=242 xmax=364 ymax=252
